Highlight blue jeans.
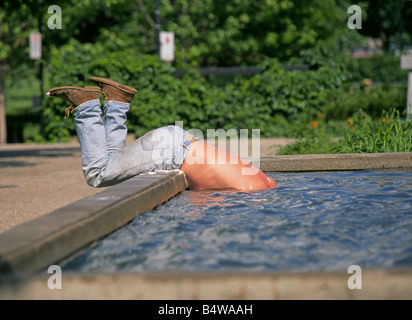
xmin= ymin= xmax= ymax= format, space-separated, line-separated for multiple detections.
xmin=73 ymin=99 xmax=197 ymax=187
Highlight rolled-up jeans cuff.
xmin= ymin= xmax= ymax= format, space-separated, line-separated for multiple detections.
xmin=73 ymin=99 xmax=101 ymax=116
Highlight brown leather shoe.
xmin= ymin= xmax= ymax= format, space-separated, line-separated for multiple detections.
xmin=46 ymin=86 xmax=100 ymax=118
xmin=89 ymin=77 xmax=137 ymax=103
xmin=46 ymin=86 xmax=100 ymax=105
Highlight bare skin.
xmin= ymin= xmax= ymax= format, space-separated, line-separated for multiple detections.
xmin=180 ymin=141 xmax=277 ymax=191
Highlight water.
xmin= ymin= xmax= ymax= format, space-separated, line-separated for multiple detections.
xmin=63 ymin=169 xmax=412 ymax=273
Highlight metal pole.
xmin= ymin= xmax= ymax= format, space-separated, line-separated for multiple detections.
xmin=38 ymin=0 xmax=44 ymax=133
xmin=401 ymin=56 xmax=412 ymax=120
xmin=38 ymin=11 xmax=43 ymax=104
xmin=0 ymin=65 xmax=6 ymax=144
xmin=155 ymin=0 xmax=161 ymax=57
xmin=407 ymin=71 xmax=412 ymax=120
xmin=398 ymin=0 xmax=404 ymax=52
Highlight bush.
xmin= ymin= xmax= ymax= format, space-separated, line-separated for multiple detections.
xmin=44 ymin=41 xmax=182 ymax=140
xmin=343 ymin=53 xmax=409 ymax=84
xmin=322 ymin=84 xmax=407 ymax=121
xmin=42 ymin=41 xmax=346 ymax=141
xmin=232 ymin=59 xmax=345 ymax=136
xmin=277 ymin=125 xmax=342 ymax=155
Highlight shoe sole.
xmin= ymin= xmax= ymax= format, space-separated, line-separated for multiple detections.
xmin=89 ymin=77 xmax=137 ymax=94
xmin=46 ymin=86 xmax=100 ymax=95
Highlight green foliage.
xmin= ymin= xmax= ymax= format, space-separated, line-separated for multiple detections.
xmin=343 ymin=53 xmax=409 ymax=83
xmin=277 ymin=123 xmax=343 ymax=155
xmin=163 ymin=0 xmax=349 ymax=66
xmin=360 ymin=0 xmax=412 ymax=50
xmin=43 ymin=40 xmax=347 ymax=141
xmin=4 ymin=0 xmax=412 ymax=150
xmin=323 ymin=84 xmax=407 ymax=121
xmin=7 ymin=0 xmax=412 ymax=72
xmin=35 ymin=0 xmax=351 ymax=68
xmin=223 ymin=58 xmax=346 ymax=137
xmin=0 ymin=0 xmax=40 ymax=90
xmin=44 ymin=41 xmax=176 ymax=140
xmin=279 ymin=109 xmax=412 ymax=155
xmin=341 ymin=109 xmax=412 ymax=153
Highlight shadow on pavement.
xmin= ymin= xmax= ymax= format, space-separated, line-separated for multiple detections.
xmin=0 ymin=147 xmax=80 ymax=168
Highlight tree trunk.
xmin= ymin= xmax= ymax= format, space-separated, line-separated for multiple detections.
xmin=0 ymin=64 xmax=6 ymax=145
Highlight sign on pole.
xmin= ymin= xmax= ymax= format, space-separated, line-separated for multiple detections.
xmin=401 ymin=55 xmax=412 ymax=118
xmin=160 ymin=31 xmax=174 ymax=62
xmin=29 ymin=32 xmax=42 ymax=60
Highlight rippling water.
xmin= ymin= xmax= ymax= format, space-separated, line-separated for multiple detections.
xmin=63 ymin=169 xmax=412 ymax=272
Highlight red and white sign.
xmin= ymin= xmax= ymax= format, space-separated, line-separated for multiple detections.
xmin=30 ymin=32 xmax=42 ymax=60
xmin=160 ymin=31 xmax=174 ymax=62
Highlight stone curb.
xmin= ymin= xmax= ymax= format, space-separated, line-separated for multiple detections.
xmin=0 ymin=170 xmax=188 ymax=275
xmin=259 ymin=152 xmax=412 ymax=172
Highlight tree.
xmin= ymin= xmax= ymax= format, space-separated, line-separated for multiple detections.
xmin=2 ymin=0 xmax=368 ymax=143
xmin=130 ymin=0 xmax=350 ymax=67
xmin=360 ymin=0 xmax=412 ymax=51
xmin=0 ymin=1 xmax=40 ymax=144
xmin=58 ymin=0 xmax=349 ymax=67
xmin=0 ymin=0 xmax=136 ymax=144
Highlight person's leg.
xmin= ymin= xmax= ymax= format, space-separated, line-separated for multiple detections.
xmin=84 ymin=77 xmax=184 ymax=187
xmin=89 ymin=125 xmax=196 ymax=187
xmin=102 ymin=100 xmax=130 ymax=153
xmin=76 ymin=113 xmax=177 ymax=187
xmin=72 ymin=99 xmax=110 ymax=186
xmin=89 ymin=77 xmax=137 ymax=154
xmin=46 ymin=82 xmax=197 ymax=188
xmin=75 ymin=100 xmax=165 ymax=188
xmin=46 ymin=86 xmax=110 ymax=187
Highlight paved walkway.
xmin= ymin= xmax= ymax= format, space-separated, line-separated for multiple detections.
xmin=0 ymin=136 xmax=294 ymax=234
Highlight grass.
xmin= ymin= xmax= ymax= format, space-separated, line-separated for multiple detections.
xmin=5 ymin=77 xmax=43 ymax=142
xmin=278 ymin=109 xmax=412 ymax=155
xmin=341 ymin=109 xmax=412 ymax=153
xmin=6 ymin=78 xmax=42 ymax=115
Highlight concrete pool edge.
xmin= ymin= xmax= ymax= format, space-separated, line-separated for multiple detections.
xmin=1 ymin=269 xmax=412 ymax=299
xmin=260 ymin=152 xmax=412 ymax=172
xmin=0 ymin=170 xmax=188 ymax=275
